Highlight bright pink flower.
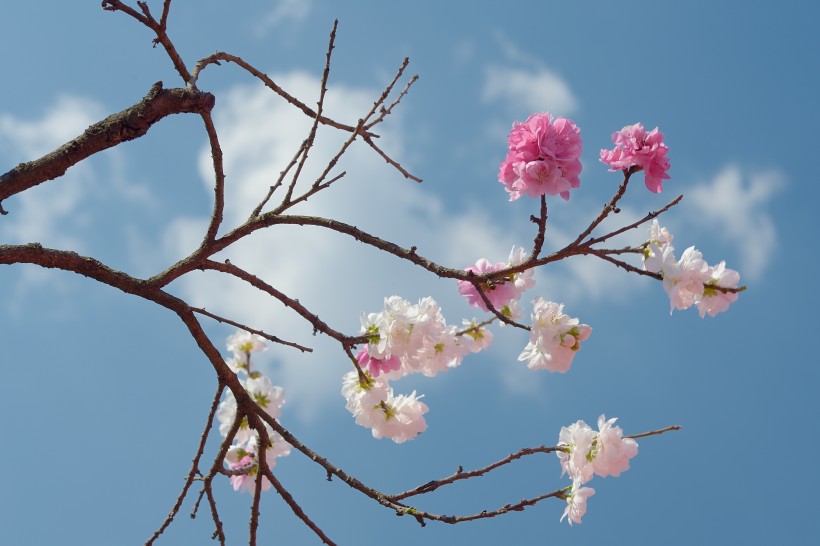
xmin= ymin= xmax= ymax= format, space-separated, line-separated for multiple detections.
xmin=498 ymin=113 xmax=582 ymax=201
xmin=600 ymin=123 xmax=670 ymax=192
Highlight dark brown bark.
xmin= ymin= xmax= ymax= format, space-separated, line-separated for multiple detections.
xmin=0 ymin=82 xmax=215 ymax=214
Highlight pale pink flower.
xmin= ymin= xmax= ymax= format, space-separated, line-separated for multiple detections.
xmin=412 ymin=326 xmax=466 ymax=377
xmin=644 ymin=228 xmax=742 ymax=317
xmin=600 ymin=123 xmax=670 ymax=192
xmin=662 ymin=246 xmax=711 ymax=312
xmin=225 ymin=432 xmax=292 ymax=494
xmin=643 ymin=220 xmax=675 ymax=274
xmin=457 ymin=258 xmax=519 ymax=312
xmin=369 ymin=391 xmax=428 ymax=443
xmin=216 ymin=389 xmax=254 ymax=445
xmin=697 ymin=261 xmax=740 ymax=317
xmin=217 ymin=375 xmax=285 ymax=443
xmin=518 ymin=299 xmax=591 ymax=373
xmin=507 ymin=246 xmax=535 ymax=293
xmin=592 ymin=415 xmax=638 ymax=478
xmin=460 ymin=319 xmax=494 ymax=353
xmin=226 ymin=330 xmax=268 ymax=356
xmin=225 ymin=355 xmax=247 ymax=374
xmin=457 ymin=247 xmax=534 ymax=313
xmin=349 ymin=381 xmax=428 ymax=444
xmin=341 ymin=371 xmax=391 ymax=418
xmin=558 ymin=415 xmax=638 ymax=485
xmin=498 ymin=113 xmax=582 ymax=201
xmin=557 ymin=420 xmax=597 ymax=484
xmin=644 ymin=241 xmax=676 ymax=275
xmin=246 ymin=375 xmax=285 ymax=420
xmin=561 ymin=480 xmax=595 ymax=525
xmin=648 ymin=219 xmax=674 ymax=247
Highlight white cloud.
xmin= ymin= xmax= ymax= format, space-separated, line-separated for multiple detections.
xmin=159 ymin=72 xmax=535 ymax=421
xmin=254 ymin=0 xmax=312 ymax=36
xmin=0 ymin=95 xmax=157 ymax=295
xmin=157 ymin=72 xmax=680 ymax=420
xmin=686 ymin=165 xmax=785 ymax=281
xmin=482 ymin=65 xmax=578 ymax=117
xmin=481 ymin=32 xmax=579 ymax=116
xmin=0 ymin=96 xmax=104 ymax=159
xmin=0 ymin=96 xmax=105 ymax=251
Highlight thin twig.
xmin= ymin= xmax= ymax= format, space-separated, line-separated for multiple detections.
xmin=191 ymin=306 xmax=312 ymax=352
xmin=569 ymin=167 xmax=637 ymax=248
xmin=365 ymin=73 xmax=419 ymax=130
xmin=282 ymin=20 xmax=339 ymax=205
xmin=189 ymin=52 xmax=368 ymax=134
xmin=203 ymin=259 xmax=348 ymax=342
xmin=582 ymin=194 xmax=683 ymax=247
xmin=250 ymin=139 xmax=308 ymax=219
xmin=262 ymin=468 xmax=338 ymax=546
xmin=530 ymin=195 xmax=548 ymax=259
xmin=145 ymin=382 xmax=226 ymax=545
xmin=628 ymin=425 xmax=682 ymax=440
xmin=390 ymin=444 xmax=563 ymax=501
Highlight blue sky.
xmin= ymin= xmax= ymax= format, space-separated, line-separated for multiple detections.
xmin=1 ymin=1 xmax=817 ymax=544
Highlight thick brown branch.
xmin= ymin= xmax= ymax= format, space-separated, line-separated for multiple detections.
xmin=0 ymin=83 xmax=215 ymax=214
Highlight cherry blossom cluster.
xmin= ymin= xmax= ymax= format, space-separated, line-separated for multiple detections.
xmin=643 ymin=219 xmax=741 ymax=316
xmin=342 ymin=296 xmax=493 ymax=442
xmin=216 ymin=331 xmax=291 ymax=493
xmin=457 ymin=247 xmax=590 ymax=374
xmin=498 ymin=113 xmax=583 ymax=201
xmin=600 ymin=122 xmax=671 ymax=193
xmin=334 ymin=113 xmax=742 ymax=524
xmin=557 ymin=415 xmax=638 ymax=525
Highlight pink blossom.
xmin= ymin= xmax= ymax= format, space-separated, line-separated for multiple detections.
xmin=457 ymin=248 xmax=535 ymax=312
xmin=457 ymin=258 xmax=519 ymax=312
xmin=498 ymin=113 xmax=582 ymax=201
xmin=356 ymin=345 xmax=401 ymax=377
xmin=600 ymin=123 xmax=670 ymax=192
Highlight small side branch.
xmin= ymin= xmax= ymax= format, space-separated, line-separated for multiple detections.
xmin=191 ymin=306 xmax=312 ymax=353
xmin=262 ymin=468 xmax=338 ymax=546
xmin=145 ymin=382 xmax=226 ymax=546
xmin=390 ymin=444 xmax=562 ymax=501
xmin=568 ymin=167 xmax=636 ymax=247
xmin=190 ymin=52 xmax=367 ymax=135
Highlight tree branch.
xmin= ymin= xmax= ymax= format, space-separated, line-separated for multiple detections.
xmin=0 ymin=83 xmax=215 ymax=214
